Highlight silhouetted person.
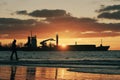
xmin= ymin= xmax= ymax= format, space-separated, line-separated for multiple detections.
xmin=10 ymin=39 xmax=18 ymax=60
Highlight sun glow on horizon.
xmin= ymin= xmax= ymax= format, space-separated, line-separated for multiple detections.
xmin=0 ymin=36 xmax=120 ymax=50
xmin=60 ymin=44 xmax=67 ymax=48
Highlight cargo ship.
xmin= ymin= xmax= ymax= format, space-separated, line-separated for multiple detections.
xmin=22 ymin=34 xmax=110 ymax=51
xmin=66 ymin=44 xmax=109 ymax=51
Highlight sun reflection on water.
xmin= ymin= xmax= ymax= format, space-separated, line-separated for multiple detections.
xmin=0 ymin=66 xmax=119 ymax=80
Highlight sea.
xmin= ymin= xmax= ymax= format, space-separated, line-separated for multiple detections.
xmin=0 ymin=51 xmax=120 ymax=80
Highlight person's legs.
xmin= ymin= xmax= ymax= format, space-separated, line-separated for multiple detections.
xmin=10 ymin=51 xmax=14 ymax=60
xmin=15 ymin=51 xmax=18 ymax=60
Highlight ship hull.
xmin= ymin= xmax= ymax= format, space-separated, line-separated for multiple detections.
xmin=21 ymin=45 xmax=110 ymax=51
xmin=66 ymin=45 xmax=110 ymax=51
xmin=96 ymin=46 xmax=110 ymax=51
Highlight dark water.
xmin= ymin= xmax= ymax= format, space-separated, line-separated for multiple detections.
xmin=0 ymin=51 xmax=120 ymax=80
xmin=0 ymin=51 xmax=120 ymax=60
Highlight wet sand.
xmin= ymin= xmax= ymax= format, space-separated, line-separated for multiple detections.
xmin=0 ymin=65 xmax=120 ymax=80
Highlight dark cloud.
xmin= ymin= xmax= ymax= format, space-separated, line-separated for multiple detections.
xmin=47 ymin=17 xmax=97 ymax=24
xmin=0 ymin=17 xmax=120 ymax=38
xmin=98 ymin=11 xmax=120 ymax=19
xmin=16 ymin=9 xmax=70 ymax=17
xmin=29 ymin=9 xmax=70 ymax=17
xmin=16 ymin=10 xmax=28 ymax=15
xmin=78 ymin=18 xmax=97 ymax=22
xmin=0 ymin=18 xmax=41 ymax=38
xmin=0 ymin=18 xmax=36 ymax=24
xmin=1 ymin=9 xmax=120 ymax=38
xmin=98 ymin=5 xmax=120 ymax=12
xmin=45 ymin=16 xmax=120 ymax=37
xmin=97 ymin=5 xmax=120 ymax=20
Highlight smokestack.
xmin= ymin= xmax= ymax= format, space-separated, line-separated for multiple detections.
xmin=56 ymin=34 xmax=58 ymax=46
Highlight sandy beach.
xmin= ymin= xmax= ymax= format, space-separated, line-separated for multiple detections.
xmin=0 ymin=65 xmax=120 ymax=80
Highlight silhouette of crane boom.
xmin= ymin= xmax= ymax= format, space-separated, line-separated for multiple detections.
xmin=40 ymin=38 xmax=55 ymax=48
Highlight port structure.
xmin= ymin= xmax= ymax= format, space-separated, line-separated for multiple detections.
xmin=40 ymin=38 xmax=55 ymax=48
xmin=24 ymin=31 xmax=37 ymax=48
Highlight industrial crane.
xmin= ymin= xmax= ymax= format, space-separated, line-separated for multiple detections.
xmin=40 ymin=38 xmax=55 ymax=48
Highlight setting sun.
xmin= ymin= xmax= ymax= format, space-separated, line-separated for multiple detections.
xmin=58 ymin=44 xmax=68 ymax=50
xmin=61 ymin=44 xmax=67 ymax=48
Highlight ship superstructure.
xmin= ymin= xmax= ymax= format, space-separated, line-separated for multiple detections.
xmin=24 ymin=32 xmax=37 ymax=48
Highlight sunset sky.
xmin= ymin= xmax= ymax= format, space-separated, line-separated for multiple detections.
xmin=0 ymin=0 xmax=120 ymax=50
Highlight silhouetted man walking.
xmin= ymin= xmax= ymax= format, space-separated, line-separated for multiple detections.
xmin=10 ymin=39 xmax=18 ymax=60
